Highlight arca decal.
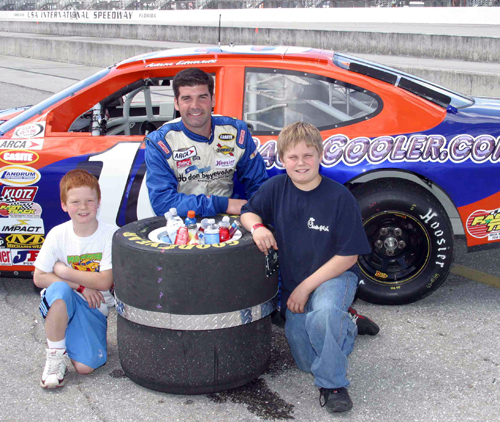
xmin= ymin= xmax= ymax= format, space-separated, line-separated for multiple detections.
xmin=466 ymin=208 xmax=500 ymax=241
xmin=255 ymin=134 xmax=500 ymax=169
xmin=0 ymin=150 xmax=39 ymax=165
xmin=0 ymin=165 xmax=41 ymax=186
xmin=0 ymin=139 xmax=44 ymax=151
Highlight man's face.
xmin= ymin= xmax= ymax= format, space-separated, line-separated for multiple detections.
xmin=174 ymin=84 xmax=215 ymax=137
xmin=282 ymin=141 xmax=322 ymax=191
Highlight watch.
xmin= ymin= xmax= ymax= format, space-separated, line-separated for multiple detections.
xmin=251 ymin=223 xmax=266 ymax=235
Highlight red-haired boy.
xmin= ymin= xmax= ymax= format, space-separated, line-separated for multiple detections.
xmin=34 ymin=169 xmax=117 ymax=389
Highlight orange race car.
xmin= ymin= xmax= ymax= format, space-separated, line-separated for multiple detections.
xmin=1 ymin=45 xmax=499 ymax=305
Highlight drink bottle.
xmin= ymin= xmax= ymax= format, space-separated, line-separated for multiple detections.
xmin=174 ymin=226 xmax=189 ymax=245
xmin=228 ymin=219 xmax=242 ymax=239
xmin=204 ymin=219 xmax=220 ymax=245
xmin=159 ymin=212 xmax=172 ymax=243
xmin=185 ymin=210 xmax=198 ymax=244
xmin=219 ymin=216 xmax=231 ymax=242
xmin=168 ymin=207 xmax=184 ymax=243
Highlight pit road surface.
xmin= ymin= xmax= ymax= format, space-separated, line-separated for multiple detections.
xmin=0 ymin=55 xmax=499 ymax=422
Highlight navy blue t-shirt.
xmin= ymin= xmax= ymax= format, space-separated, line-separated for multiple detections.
xmin=242 ymin=174 xmax=371 ymax=309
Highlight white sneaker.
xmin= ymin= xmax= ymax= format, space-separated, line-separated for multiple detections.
xmin=40 ymin=348 xmax=69 ymax=389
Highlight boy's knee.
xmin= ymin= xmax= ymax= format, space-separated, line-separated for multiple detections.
xmin=72 ymin=361 xmax=95 ymax=375
xmin=46 ymin=281 xmax=73 ymax=301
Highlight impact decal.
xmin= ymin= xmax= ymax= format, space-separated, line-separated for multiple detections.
xmin=173 ymin=146 xmax=197 ymax=161
xmin=0 ymin=165 xmax=41 ymax=186
xmin=255 ymin=134 xmax=500 ymax=169
xmin=1 ymin=218 xmax=44 ymax=233
xmin=0 ymin=139 xmax=44 ymax=150
xmin=466 ymin=208 xmax=500 ymax=240
xmin=218 ymin=133 xmax=235 ymax=141
xmin=12 ymin=122 xmax=45 ymax=139
xmin=1 ymin=186 xmax=38 ymax=202
xmin=6 ymin=233 xmax=44 ymax=249
xmin=123 ymin=231 xmax=239 ymax=249
xmin=0 ymin=249 xmax=12 ymax=265
xmin=11 ymin=249 xmax=39 ymax=265
xmin=215 ymin=144 xmax=234 ymax=156
xmin=215 ymin=158 xmax=236 ymax=169
xmin=0 ymin=150 xmax=39 ymax=165
xmin=145 ymin=59 xmax=217 ymax=68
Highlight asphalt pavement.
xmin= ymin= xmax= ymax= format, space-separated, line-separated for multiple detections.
xmin=0 ymin=56 xmax=499 ymax=422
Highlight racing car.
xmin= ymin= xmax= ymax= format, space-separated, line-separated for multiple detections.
xmin=1 ymin=45 xmax=499 ymax=305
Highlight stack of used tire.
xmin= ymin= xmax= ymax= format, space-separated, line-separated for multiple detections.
xmin=112 ymin=216 xmax=279 ymax=394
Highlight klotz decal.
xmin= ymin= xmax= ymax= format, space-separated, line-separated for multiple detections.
xmin=0 ymin=165 xmax=41 ymax=187
xmin=0 ymin=150 xmax=39 ymax=165
xmin=12 ymin=122 xmax=45 ymax=139
xmin=1 ymin=186 xmax=38 ymax=202
xmin=173 ymin=146 xmax=197 ymax=161
xmin=466 ymin=208 xmax=500 ymax=240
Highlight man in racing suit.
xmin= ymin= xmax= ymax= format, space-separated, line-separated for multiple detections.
xmin=145 ymin=68 xmax=268 ymax=217
xmin=144 ymin=68 xmax=379 ymax=336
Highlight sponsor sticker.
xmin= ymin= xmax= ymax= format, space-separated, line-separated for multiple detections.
xmin=0 ymin=139 xmax=44 ymax=150
xmin=0 ymin=150 xmax=39 ymax=165
xmin=238 ymin=129 xmax=246 ymax=146
xmin=12 ymin=122 xmax=45 ymax=139
xmin=0 ymin=165 xmax=41 ymax=186
xmin=215 ymin=143 xmax=235 ymax=156
xmin=0 ymin=201 xmax=42 ymax=218
xmin=185 ymin=165 xmax=198 ymax=174
xmin=218 ymin=133 xmax=235 ymax=142
xmin=466 ymin=208 xmax=500 ymax=239
xmin=1 ymin=186 xmax=38 ymax=202
xmin=1 ymin=218 xmax=44 ymax=234
xmin=176 ymin=158 xmax=192 ymax=169
xmin=157 ymin=140 xmax=171 ymax=157
xmin=0 ymin=249 xmax=12 ymax=265
xmin=0 ymin=234 xmax=6 ymax=248
xmin=11 ymin=249 xmax=39 ymax=265
xmin=6 ymin=233 xmax=44 ymax=249
xmin=215 ymin=158 xmax=236 ymax=169
xmin=173 ymin=146 xmax=197 ymax=161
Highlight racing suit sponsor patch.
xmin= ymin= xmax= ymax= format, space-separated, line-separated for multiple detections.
xmin=219 ymin=133 xmax=235 ymax=141
xmin=215 ymin=158 xmax=236 ymax=169
xmin=176 ymin=158 xmax=192 ymax=169
xmin=157 ymin=140 xmax=171 ymax=157
xmin=173 ymin=146 xmax=197 ymax=161
xmin=238 ymin=129 xmax=246 ymax=146
xmin=215 ymin=144 xmax=234 ymax=156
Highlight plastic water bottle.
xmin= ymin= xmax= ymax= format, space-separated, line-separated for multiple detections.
xmin=219 ymin=216 xmax=231 ymax=242
xmin=204 ymin=219 xmax=220 ymax=245
xmin=158 ymin=212 xmax=172 ymax=244
xmin=199 ymin=218 xmax=210 ymax=233
xmin=167 ymin=208 xmax=184 ymax=243
xmin=185 ymin=210 xmax=198 ymax=244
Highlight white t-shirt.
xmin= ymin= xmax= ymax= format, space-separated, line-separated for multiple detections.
xmin=35 ymin=220 xmax=118 ymax=316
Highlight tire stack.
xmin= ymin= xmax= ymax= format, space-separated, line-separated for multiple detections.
xmin=112 ymin=216 xmax=278 ymax=394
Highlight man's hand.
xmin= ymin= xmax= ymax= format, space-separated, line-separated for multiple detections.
xmin=53 ymin=261 xmax=69 ymax=280
xmin=226 ymin=198 xmax=248 ymax=215
xmin=287 ymin=283 xmax=313 ymax=314
xmin=81 ymin=288 xmax=104 ymax=309
xmin=252 ymin=227 xmax=278 ymax=254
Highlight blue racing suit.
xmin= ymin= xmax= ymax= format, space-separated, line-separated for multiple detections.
xmin=145 ymin=115 xmax=268 ymax=217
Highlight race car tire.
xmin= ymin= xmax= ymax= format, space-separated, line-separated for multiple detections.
xmin=352 ymin=179 xmax=454 ymax=305
xmin=113 ymin=216 xmax=279 ymax=394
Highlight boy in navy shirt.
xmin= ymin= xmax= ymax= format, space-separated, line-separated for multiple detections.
xmin=241 ymin=122 xmax=371 ymax=413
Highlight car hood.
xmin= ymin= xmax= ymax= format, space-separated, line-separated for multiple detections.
xmin=0 ymin=106 xmax=31 ymax=124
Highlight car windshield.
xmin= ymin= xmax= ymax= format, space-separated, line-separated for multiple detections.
xmin=0 ymin=68 xmax=111 ymax=136
xmin=333 ymin=53 xmax=474 ymax=109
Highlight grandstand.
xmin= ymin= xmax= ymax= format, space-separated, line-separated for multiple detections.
xmin=0 ymin=0 xmax=496 ymax=9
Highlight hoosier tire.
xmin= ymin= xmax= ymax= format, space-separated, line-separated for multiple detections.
xmin=352 ymin=179 xmax=454 ymax=305
xmin=113 ymin=216 xmax=278 ymax=394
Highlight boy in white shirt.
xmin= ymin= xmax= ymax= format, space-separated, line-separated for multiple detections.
xmin=34 ymin=169 xmax=117 ymax=389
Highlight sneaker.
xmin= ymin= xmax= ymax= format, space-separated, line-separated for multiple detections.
xmin=40 ymin=348 xmax=69 ymax=389
xmin=348 ymin=307 xmax=380 ymax=336
xmin=319 ymin=387 xmax=353 ymax=413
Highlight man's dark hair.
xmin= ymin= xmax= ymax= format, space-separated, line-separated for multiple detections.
xmin=173 ymin=68 xmax=214 ymax=99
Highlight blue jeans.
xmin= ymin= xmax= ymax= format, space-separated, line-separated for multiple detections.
xmin=285 ymin=271 xmax=358 ymax=389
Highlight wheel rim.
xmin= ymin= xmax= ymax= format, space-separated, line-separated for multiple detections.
xmin=359 ymin=211 xmax=431 ymax=286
